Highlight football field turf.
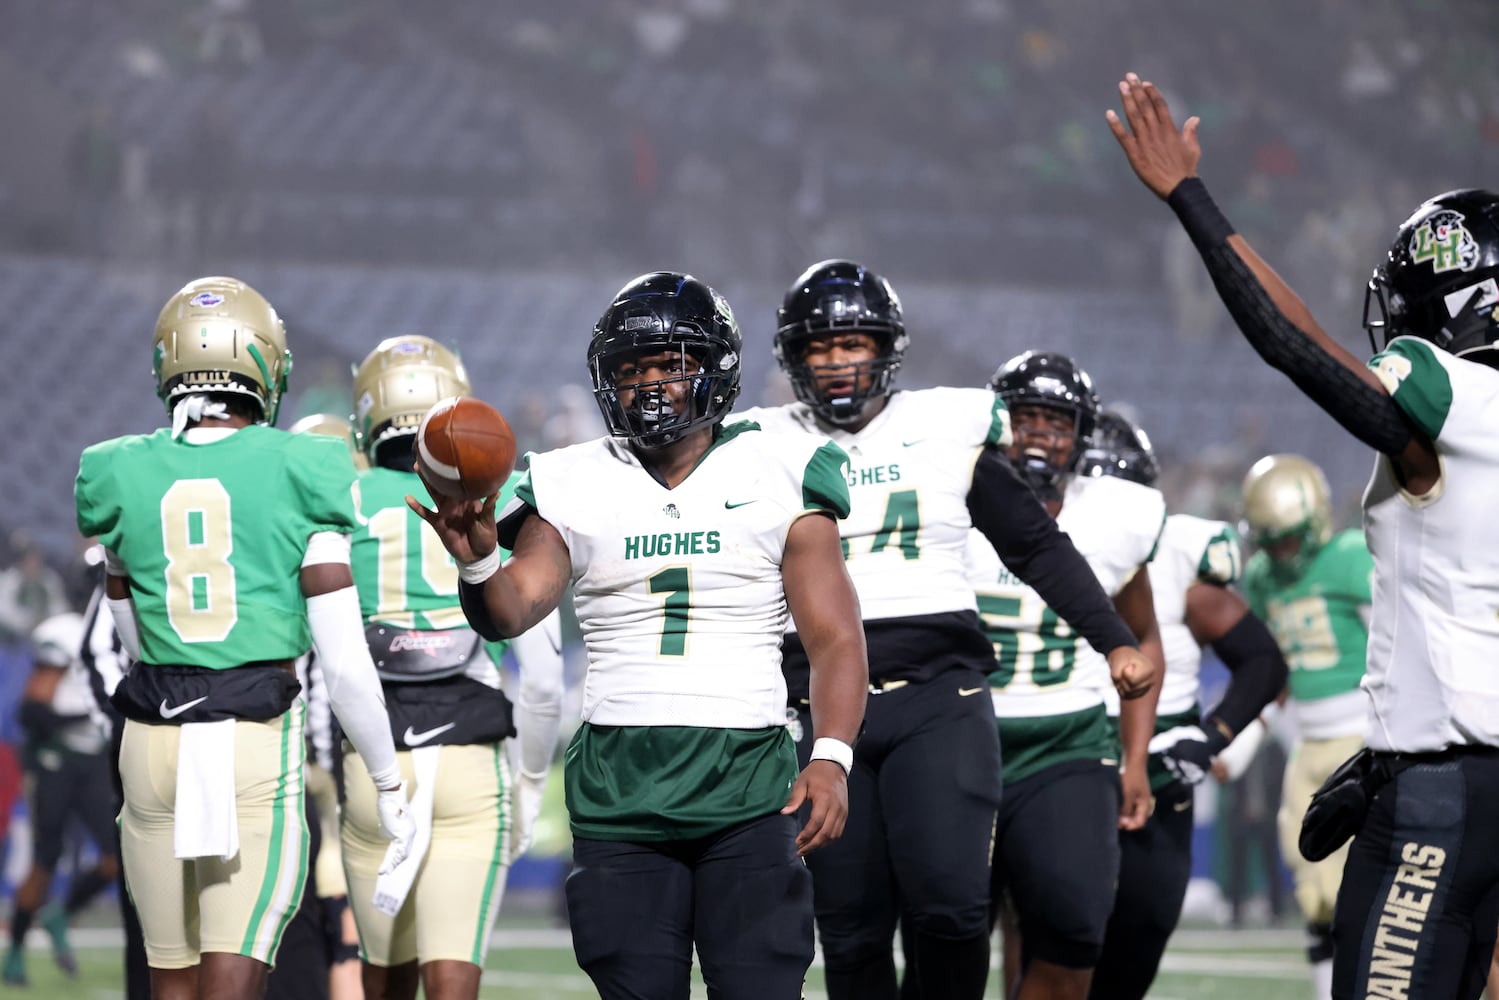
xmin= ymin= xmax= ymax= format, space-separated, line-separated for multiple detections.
xmin=12 ymin=926 xmax=1311 ymax=999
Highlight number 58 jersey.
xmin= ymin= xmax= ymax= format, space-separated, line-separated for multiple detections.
xmin=970 ymin=473 xmax=1166 ymax=719
xmin=515 ymin=421 xmax=850 ymax=729
xmin=75 ymin=426 xmax=361 ymax=669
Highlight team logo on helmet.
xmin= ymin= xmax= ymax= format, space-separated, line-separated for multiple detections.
xmin=1409 ymin=210 xmax=1480 ymax=274
xmin=188 ymin=290 xmax=225 ymax=307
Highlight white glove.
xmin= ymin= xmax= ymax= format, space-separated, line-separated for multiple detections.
xmin=1213 ymin=718 xmax=1268 ymax=782
xmin=507 ymin=769 xmax=548 ymax=864
xmin=376 ymin=781 xmax=417 ymax=875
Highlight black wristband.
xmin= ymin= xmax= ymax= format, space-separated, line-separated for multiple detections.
xmin=1167 ymin=177 xmax=1235 ymax=252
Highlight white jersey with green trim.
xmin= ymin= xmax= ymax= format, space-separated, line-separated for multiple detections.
xmin=519 ymin=421 xmax=850 ymax=730
xmin=970 ymin=473 xmax=1166 ymax=719
xmin=739 ymin=387 xmax=1010 ymax=624
xmin=1145 ymin=514 xmax=1241 ymax=718
xmin=1364 ymin=335 xmax=1499 ymax=751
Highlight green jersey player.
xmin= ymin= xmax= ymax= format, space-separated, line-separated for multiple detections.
xmin=74 ymin=277 xmax=413 ymax=1000
xmin=411 ymin=272 xmax=868 ymax=1000
xmin=1111 ymin=72 xmax=1499 ymax=999
xmin=1240 ymin=454 xmax=1371 ymax=999
xmin=344 ymin=334 xmax=564 ymax=1000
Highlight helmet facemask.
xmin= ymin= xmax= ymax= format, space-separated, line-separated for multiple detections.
xmin=778 ymin=327 xmax=906 ymax=426
xmin=591 ymin=335 xmax=740 ymax=450
xmin=1009 ymin=403 xmax=1089 ymax=501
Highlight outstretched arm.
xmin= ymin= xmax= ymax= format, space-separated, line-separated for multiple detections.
xmin=1106 ymin=73 xmax=1437 ymax=489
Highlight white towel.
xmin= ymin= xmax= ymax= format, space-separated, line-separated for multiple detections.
xmin=174 ymin=719 xmax=240 ymax=861
xmin=372 ymin=745 xmax=439 ymax=917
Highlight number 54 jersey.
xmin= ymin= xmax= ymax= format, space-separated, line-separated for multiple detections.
xmin=515 ymin=421 xmax=850 ymax=729
xmin=75 ymin=426 xmax=361 ymax=668
xmin=969 ymin=473 xmax=1166 ymax=782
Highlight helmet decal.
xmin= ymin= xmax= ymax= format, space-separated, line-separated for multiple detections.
xmin=1409 ymin=210 xmax=1480 ymax=274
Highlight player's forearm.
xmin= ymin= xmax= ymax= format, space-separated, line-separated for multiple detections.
xmin=305 ymin=586 xmax=400 ymax=788
xmin=510 ymin=609 xmax=565 ymax=777
xmin=806 ymin=637 xmax=868 ymax=747
xmin=1205 ymin=612 xmax=1289 ymax=738
xmin=1118 ymin=684 xmax=1157 ymax=769
xmin=1167 ymin=178 xmax=1413 ymax=455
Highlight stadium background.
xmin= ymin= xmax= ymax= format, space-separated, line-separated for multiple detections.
xmin=0 ymin=0 xmax=1496 ymax=995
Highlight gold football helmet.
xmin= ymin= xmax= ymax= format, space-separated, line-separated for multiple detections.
xmin=152 ymin=276 xmax=291 ymax=424
xmin=1241 ymin=454 xmax=1333 ymax=572
xmin=288 ymin=413 xmax=369 ymax=470
xmin=351 ymin=335 xmax=470 ymax=461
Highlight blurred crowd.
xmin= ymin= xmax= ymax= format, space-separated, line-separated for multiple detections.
xmin=2 ymin=0 xmax=1496 ymax=299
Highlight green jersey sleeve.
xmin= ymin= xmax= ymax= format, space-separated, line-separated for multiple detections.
xmin=1368 ymin=337 xmax=1454 ymax=440
xmin=286 ymin=434 xmax=360 ymax=536
xmin=75 ymin=438 xmax=126 ymax=542
xmin=800 ymin=440 xmax=852 ymax=518
xmin=1333 ymin=530 xmax=1375 ymax=604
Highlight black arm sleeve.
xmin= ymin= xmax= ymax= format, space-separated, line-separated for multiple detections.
xmin=1168 ymin=179 xmax=1414 ymax=456
xmin=1203 ymin=610 xmax=1289 ymax=739
xmin=967 ymin=447 xmax=1137 ymax=656
xmin=458 ymin=580 xmax=506 ymax=643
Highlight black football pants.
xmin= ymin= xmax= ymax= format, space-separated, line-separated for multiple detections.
xmin=794 ymin=668 xmax=1003 ymax=1000
xmin=566 ymin=813 xmax=814 ymax=1000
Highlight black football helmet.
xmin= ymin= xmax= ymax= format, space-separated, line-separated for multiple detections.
xmin=588 ymin=272 xmax=742 ymax=450
xmin=774 ymin=259 xmax=909 ymax=424
xmin=1077 ymin=409 xmax=1159 ymax=488
xmin=989 ymin=351 xmax=1100 ymax=497
xmin=1364 ymin=189 xmax=1499 ymax=366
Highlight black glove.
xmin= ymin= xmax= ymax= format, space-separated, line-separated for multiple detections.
xmin=1150 ymin=722 xmax=1230 ymax=786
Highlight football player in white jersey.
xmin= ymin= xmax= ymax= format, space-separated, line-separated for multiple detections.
xmin=411 ymin=271 xmax=868 ymax=1000
xmin=5 ymin=611 xmax=118 ymax=986
xmin=1078 ymin=411 xmax=1288 ymax=1000
xmin=737 ymin=261 xmax=1155 ymax=1000
xmin=969 ymin=354 xmax=1165 ymax=1000
xmin=1111 ymin=71 xmax=1499 ymax=1000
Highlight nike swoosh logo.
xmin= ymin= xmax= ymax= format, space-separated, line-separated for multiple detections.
xmin=403 ymin=723 xmax=456 ymax=746
xmin=725 ymin=500 xmax=758 ymax=509
xmin=902 ymin=440 xmax=923 ymax=447
xmin=1173 ymin=799 xmax=1193 ymax=812
xmin=958 ymin=686 xmax=985 ymax=697
xmin=159 ymin=696 xmax=207 ymax=720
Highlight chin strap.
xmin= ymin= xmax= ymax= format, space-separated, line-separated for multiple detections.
xmin=171 ymin=395 xmax=231 ymax=439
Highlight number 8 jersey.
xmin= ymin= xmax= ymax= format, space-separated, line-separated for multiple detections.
xmin=75 ymin=426 xmax=360 ymax=668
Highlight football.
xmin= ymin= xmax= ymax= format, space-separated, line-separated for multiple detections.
xmin=415 ymin=396 xmax=517 ymax=501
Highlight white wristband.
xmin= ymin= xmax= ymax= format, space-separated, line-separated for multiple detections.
xmin=810 ymin=737 xmax=854 ymax=776
xmin=458 ymin=548 xmax=502 ymax=585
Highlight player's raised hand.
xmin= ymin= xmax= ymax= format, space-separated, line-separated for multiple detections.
xmin=1108 ymin=645 xmax=1156 ymax=701
xmin=406 ymin=465 xmax=499 ymax=565
xmin=783 ymin=759 xmax=848 ymax=856
xmin=1105 ymin=72 xmax=1201 ymax=200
